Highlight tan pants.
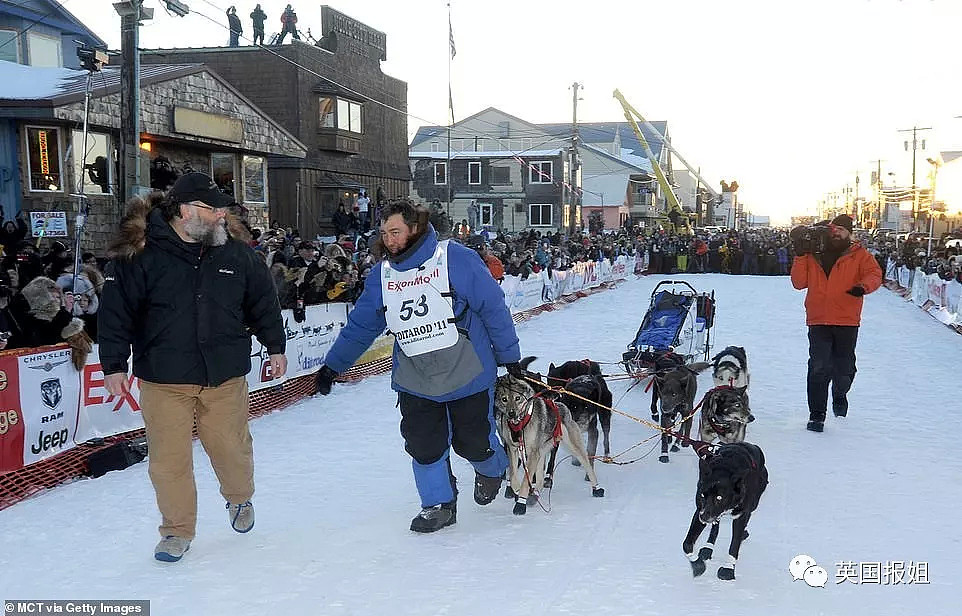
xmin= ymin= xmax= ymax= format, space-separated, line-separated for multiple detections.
xmin=140 ymin=376 xmax=253 ymax=540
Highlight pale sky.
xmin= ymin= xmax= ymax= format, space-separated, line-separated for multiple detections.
xmin=71 ymin=0 xmax=962 ymax=223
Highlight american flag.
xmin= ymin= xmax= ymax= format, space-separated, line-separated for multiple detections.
xmin=449 ymin=13 xmax=456 ymax=59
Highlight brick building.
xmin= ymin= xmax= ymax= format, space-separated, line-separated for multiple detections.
xmin=142 ymin=7 xmax=410 ymax=239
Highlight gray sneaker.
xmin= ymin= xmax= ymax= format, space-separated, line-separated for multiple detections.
xmin=154 ymin=536 xmax=191 ymax=562
xmin=227 ymin=501 xmax=255 ymax=533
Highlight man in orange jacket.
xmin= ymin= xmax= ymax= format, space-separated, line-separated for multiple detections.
xmin=790 ymin=214 xmax=882 ymax=433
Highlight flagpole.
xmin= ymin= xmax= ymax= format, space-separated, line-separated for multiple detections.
xmin=446 ymin=1 xmax=453 ymax=223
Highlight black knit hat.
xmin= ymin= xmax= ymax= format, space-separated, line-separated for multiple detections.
xmin=830 ymin=214 xmax=854 ymax=233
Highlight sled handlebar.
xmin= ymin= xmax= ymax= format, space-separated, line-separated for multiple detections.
xmin=651 ymin=280 xmax=700 ymax=296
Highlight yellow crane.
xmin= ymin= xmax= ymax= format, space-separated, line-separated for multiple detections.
xmin=613 ymin=89 xmax=720 ymax=233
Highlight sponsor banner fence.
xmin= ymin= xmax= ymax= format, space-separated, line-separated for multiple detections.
xmin=245 ymin=303 xmax=348 ymax=393
xmin=884 ymin=258 xmax=962 ymax=331
xmin=2 ymin=303 xmax=348 ymax=473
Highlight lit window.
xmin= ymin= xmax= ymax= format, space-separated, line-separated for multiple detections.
xmin=26 ymin=127 xmax=62 ymax=192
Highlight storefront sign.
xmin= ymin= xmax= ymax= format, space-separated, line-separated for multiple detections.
xmin=322 ymin=6 xmax=387 ymax=60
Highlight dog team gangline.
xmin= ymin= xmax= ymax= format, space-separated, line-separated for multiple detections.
xmin=518 ymin=370 xmax=733 ymax=466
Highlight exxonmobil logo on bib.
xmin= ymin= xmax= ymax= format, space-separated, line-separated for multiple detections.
xmin=385 ymin=268 xmax=441 ymax=292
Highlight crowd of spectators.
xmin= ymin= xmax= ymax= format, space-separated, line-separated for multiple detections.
xmin=0 ymin=211 xmax=100 ymax=360
xmin=863 ymin=228 xmax=962 ymax=283
xmin=636 ymin=227 xmax=793 ymax=275
xmin=8 ymin=187 xmax=956 ymax=354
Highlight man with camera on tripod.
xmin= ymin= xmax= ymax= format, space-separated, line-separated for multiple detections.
xmin=790 ymin=214 xmax=882 ymax=433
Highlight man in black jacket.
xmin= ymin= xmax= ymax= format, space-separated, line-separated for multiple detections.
xmin=250 ymin=3 xmax=267 ymax=45
xmin=99 ymin=173 xmax=287 ymax=563
xmin=226 ymin=6 xmax=242 ymax=47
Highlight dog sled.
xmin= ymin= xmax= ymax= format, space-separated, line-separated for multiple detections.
xmin=622 ymin=280 xmax=715 ymax=377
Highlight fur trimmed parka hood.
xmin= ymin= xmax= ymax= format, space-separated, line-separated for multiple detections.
xmin=107 ymin=192 xmax=251 ymax=260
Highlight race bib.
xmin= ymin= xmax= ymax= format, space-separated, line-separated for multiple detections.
xmin=382 ymin=241 xmax=459 ymax=357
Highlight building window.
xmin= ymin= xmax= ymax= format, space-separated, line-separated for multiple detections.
xmin=529 ymin=161 xmax=552 ymax=184
xmin=211 ymin=153 xmax=236 ymax=199
xmin=26 ymin=127 xmax=62 ymax=192
xmin=243 ymin=155 xmax=267 ymax=203
xmin=475 ymin=139 xmax=485 ymax=152
xmin=336 ymin=98 xmax=363 ymax=133
xmin=468 ymin=161 xmax=481 ymax=185
xmin=0 ymin=29 xmax=19 ymax=64
xmin=479 ymin=203 xmax=493 ymax=226
xmin=72 ymin=130 xmax=111 ymax=194
xmin=27 ymin=32 xmax=61 ymax=67
xmin=319 ymin=97 xmax=335 ymax=128
xmin=490 ymin=166 xmax=510 ymax=185
xmin=434 ymin=162 xmax=446 ymax=185
xmin=529 ymin=203 xmax=553 ymax=227
xmin=431 ymin=141 xmax=440 ymax=152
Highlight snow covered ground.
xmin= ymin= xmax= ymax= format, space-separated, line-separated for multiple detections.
xmin=2 ymin=274 xmax=959 ymax=616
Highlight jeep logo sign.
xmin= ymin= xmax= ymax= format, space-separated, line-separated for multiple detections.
xmin=31 ymin=428 xmax=69 ymax=455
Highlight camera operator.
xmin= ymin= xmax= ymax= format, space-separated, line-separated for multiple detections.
xmin=790 ymin=214 xmax=882 ymax=433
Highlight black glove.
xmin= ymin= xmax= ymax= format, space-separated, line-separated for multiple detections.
xmin=503 ymin=362 xmax=525 ymax=379
xmin=846 ymin=286 xmax=865 ymax=297
xmin=315 ymin=365 xmax=338 ymax=395
xmin=293 ymin=298 xmax=306 ymax=323
xmin=789 ymin=226 xmax=810 ymax=256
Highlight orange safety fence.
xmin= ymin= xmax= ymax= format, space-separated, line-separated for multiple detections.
xmin=0 ymin=280 xmax=621 ymax=511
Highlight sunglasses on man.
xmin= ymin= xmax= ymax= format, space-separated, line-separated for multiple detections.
xmin=191 ymin=202 xmax=230 ymax=212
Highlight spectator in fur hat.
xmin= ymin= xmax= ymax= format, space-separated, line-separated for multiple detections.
xmin=7 ymin=276 xmax=92 ymax=368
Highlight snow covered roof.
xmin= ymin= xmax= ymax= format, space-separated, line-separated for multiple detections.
xmin=0 ymin=61 xmax=205 ymax=105
xmin=580 ymin=142 xmax=652 ymax=173
xmin=409 ymin=149 xmax=564 ymax=159
xmin=0 ymin=60 xmax=83 ymax=100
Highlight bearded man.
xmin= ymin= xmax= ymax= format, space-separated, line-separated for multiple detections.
xmin=99 ymin=172 xmax=287 ymax=562
xmin=315 ymin=199 xmax=524 ymax=533
xmin=790 ymin=214 xmax=882 ymax=433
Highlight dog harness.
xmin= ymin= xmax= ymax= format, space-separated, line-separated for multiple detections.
xmin=508 ymin=391 xmax=564 ymax=445
xmin=381 ymin=240 xmax=459 ymax=357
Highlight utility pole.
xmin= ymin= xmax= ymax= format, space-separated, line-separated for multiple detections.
xmin=870 ymin=159 xmax=884 ymax=229
xmin=897 ymin=125 xmax=932 ymax=231
xmin=570 ymin=81 xmax=581 ymax=234
xmin=114 ymin=1 xmax=153 ymax=200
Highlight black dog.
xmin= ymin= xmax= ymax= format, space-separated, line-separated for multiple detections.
xmin=545 ymin=360 xmax=613 ymax=486
xmin=682 ymin=442 xmax=768 ymax=581
xmin=653 ymin=360 xmax=711 ymax=463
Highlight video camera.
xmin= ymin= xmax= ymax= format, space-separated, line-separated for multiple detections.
xmin=790 ymin=224 xmax=831 ymax=255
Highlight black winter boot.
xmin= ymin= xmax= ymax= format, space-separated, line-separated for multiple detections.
xmin=832 ymin=396 xmax=848 ymax=418
xmin=410 ymin=501 xmax=457 ymax=533
xmin=807 ymin=410 xmax=825 ymax=433
xmin=474 ymin=471 xmax=502 ymax=506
